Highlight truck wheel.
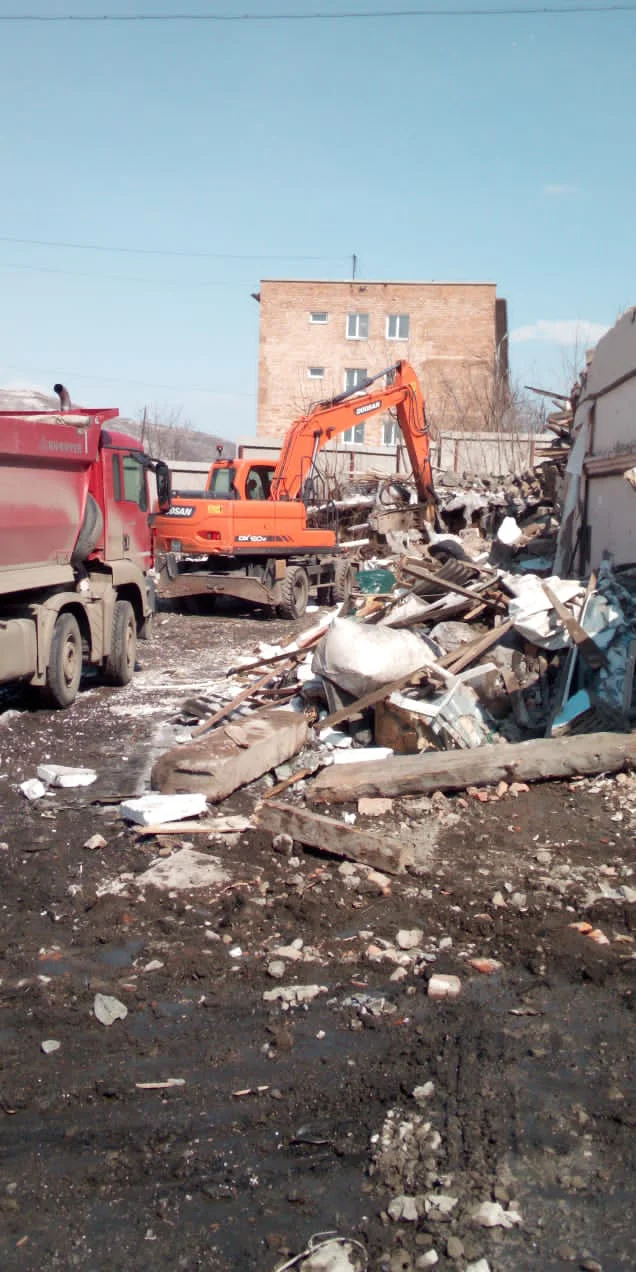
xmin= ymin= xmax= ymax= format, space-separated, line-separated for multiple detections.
xmin=333 ymin=558 xmax=356 ymax=605
xmin=104 ymin=600 xmax=137 ymax=686
xmin=277 ymin=565 xmax=309 ymax=619
xmin=44 ymin=612 xmax=83 ymax=708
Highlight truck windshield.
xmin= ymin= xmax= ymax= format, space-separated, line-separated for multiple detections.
xmin=207 ymin=467 xmax=236 ymax=498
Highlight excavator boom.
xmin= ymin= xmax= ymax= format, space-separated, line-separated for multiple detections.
xmin=270 ymin=360 xmax=434 ymax=506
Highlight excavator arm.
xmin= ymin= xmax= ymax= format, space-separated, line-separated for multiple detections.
xmin=269 ymin=360 xmax=435 ymax=507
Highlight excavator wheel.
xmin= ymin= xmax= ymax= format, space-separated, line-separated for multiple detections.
xmin=277 ymin=565 xmax=309 ymax=620
xmin=332 ymin=558 xmax=356 ymax=605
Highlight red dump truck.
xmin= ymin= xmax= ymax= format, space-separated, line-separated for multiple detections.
xmin=0 ymin=390 xmax=171 ymax=707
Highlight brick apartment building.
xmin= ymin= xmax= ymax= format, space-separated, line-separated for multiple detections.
xmin=255 ymin=279 xmax=508 ymax=447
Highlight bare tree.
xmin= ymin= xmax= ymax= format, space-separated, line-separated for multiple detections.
xmin=432 ymin=357 xmax=545 ymax=436
xmin=138 ymin=404 xmax=193 ymax=461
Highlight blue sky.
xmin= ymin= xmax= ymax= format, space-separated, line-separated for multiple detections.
xmin=0 ymin=1 xmax=633 ymax=438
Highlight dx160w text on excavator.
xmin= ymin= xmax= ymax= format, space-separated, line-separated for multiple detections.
xmin=153 ymin=360 xmax=436 ymax=619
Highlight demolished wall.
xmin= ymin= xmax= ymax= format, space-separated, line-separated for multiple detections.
xmin=555 ymin=307 xmax=636 ymax=574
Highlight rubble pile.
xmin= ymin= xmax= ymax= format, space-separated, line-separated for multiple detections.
xmin=306 ymin=450 xmax=568 ymax=577
xmin=144 ymin=515 xmax=635 ymax=883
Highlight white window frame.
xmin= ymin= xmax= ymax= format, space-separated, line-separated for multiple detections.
xmin=386 ymin=313 xmax=410 ymax=340
xmin=346 ymin=312 xmax=369 ymax=340
xmin=307 ymin=366 xmax=325 ymax=379
xmin=382 ymin=416 xmax=398 ymax=446
xmin=344 ymin=367 xmax=368 ymax=393
xmin=342 ymin=423 xmax=365 ymax=445
xmin=309 ymin=311 xmax=328 ymax=324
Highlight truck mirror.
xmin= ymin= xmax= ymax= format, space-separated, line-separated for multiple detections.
xmin=155 ymin=462 xmax=172 ymax=512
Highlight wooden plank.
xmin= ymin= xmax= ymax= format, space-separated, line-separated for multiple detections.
xmin=255 ymin=800 xmax=409 ymax=874
xmin=402 ymin=561 xmax=505 ymax=611
xmin=191 ymin=667 xmax=288 ymax=737
xmin=317 ymin=664 xmax=439 ymax=732
xmin=308 ymin=731 xmax=636 ymax=804
xmin=261 ymin=767 xmax=315 ymax=801
xmin=444 ymin=618 xmax=514 ymax=675
xmin=227 ymin=626 xmax=325 ymax=677
xmin=542 ymin=582 xmax=607 ymax=670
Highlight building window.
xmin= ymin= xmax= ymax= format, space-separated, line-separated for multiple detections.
xmin=342 ymin=423 xmax=365 ymax=444
xmin=386 ymin=313 xmax=410 ymax=340
xmin=346 ymin=312 xmax=369 ymax=340
xmin=344 ymin=367 xmax=368 ymax=393
xmin=383 ymin=416 xmax=398 ymax=446
xmin=307 ymin=366 xmax=325 ymax=379
xmin=310 ymin=311 xmax=328 ymax=324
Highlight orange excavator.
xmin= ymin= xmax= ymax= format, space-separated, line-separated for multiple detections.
xmin=154 ymin=360 xmax=435 ymax=618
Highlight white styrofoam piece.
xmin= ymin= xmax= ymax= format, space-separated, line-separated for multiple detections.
xmin=119 ymin=792 xmax=208 ymax=826
xmin=37 ymin=764 xmax=97 ymax=788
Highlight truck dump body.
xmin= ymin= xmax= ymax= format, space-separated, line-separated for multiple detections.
xmin=0 ymin=411 xmax=109 ymax=590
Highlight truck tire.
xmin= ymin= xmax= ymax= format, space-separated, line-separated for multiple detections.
xmin=332 ymin=558 xmax=356 ymax=605
xmin=277 ymin=565 xmax=309 ymax=619
xmin=44 ymin=612 xmax=83 ymax=708
xmin=104 ymin=600 xmax=137 ymax=686
xmin=71 ymin=494 xmax=103 ymax=566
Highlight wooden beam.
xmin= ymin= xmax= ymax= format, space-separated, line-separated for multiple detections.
xmin=444 ymin=618 xmax=514 ymax=675
xmin=308 ymin=731 xmax=636 ymax=804
xmin=402 ymin=561 xmax=505 ymax=611
xmin=255 ymin=800 xmax=409 ymax=873
xmin=317 ymin=664 xmax=438 ymax=732
xmin=542 ymin=582 xmax=607 ymax=670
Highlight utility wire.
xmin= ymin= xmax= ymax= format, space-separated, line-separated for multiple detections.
xmin=0 ymin=235 xmax=346 ymax=263
xmin=0 ymin=5 xmax=633 ymax=21
xmin=0 ymin=261 xmax=260 ymax=288
xmin=1 ymin=362 xmax=256 ymax=398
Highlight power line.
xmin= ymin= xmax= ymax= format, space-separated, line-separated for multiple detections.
xmin=0 ymin=235 xmax=345 ymax=263
xmin=0 ymin=261 xmax=258 ymax=288
xmin=0 ymin=362 xmax=256 ymax=398
xmin=0 ymin=5 xmax=633 ymax=21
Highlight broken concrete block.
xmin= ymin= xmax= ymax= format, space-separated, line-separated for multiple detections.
xmin=357 ymin=796 xmax=394 ymax=816
xmin=119 ymin=792 xmax=208 ymax=826
xmin=93 ymin=993 xmax=128 ymax=1027
xmin=427 ymin=974 xmax=461 ymax=1000
xmin=134 ymin=847 xmax=229 ymax=892
xmin=470 ymin=1200 xmax=522 ymax=1228
xmin=152 ymin=708 xmax=308 ymax=801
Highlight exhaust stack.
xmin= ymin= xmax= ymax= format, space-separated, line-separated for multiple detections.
xmin=53 ymin=383 xmax=72 ymax=411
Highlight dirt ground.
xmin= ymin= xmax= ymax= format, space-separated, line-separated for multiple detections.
xmin=0 ymin=605 xmax=634 ymax=1272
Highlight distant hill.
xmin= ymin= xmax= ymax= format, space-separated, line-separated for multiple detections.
xmin=122 ymin=417 xmax=236 ymax=463
xmin=0 ymin=386 xmax=59 ymax=411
